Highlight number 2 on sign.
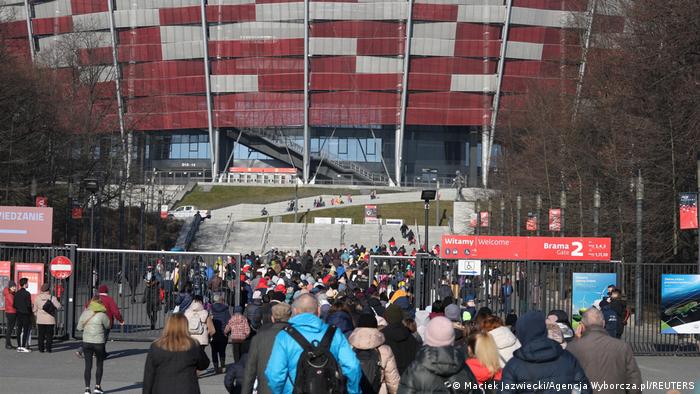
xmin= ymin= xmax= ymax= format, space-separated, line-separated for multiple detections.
xmin=571 ymin=241 xmax=583 ymax=256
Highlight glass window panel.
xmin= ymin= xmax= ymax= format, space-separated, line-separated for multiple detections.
xmin=367 ymin=139 xmax=377 ymax=155
xmin=338 ymin=138 xmax=348 ymax=154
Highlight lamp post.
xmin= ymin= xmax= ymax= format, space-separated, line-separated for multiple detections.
xmin=500 ymin=197 xmax=505 ymax=235
xmin=536 ymin=194 xmax=542 ymax=236
xmin=634 ymin=170 xmax=643 ymax=325
xmin=516 ymin=195 xmax=522 ymax=236
xmin=421 ymin=190 xmax=436 ymax=253
xmin=83 ymin=178 xmax=99 ymax=248
xmin=593 ymin=185 xmax=601 ymax=237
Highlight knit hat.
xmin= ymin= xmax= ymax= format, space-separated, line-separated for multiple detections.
xmin=384 ymin=304 xmax=403 ymax=325
xmin=252 ymin=290 xmax=262 ymax=300
xmin=41 ymin=283 xmax=50 ymax=292
xmin=98 ymin=284 xmax=109 ymax=294
xmin=256 ymin=277 xmax=268 ymax=290
xmin=357 ymin=313 xmax=378 ymax=328
xmin=424 ymin=316 xmax=455 ymax=347
xmin=326 ymin=288 xmax=338 ymax=299
xmin=516 ymin=311 xmax=547 ymax=344
xmin=274 ymin=284 xmax=287 ymax=294
xmin=445 ymin=304 xmax=461 ymax=322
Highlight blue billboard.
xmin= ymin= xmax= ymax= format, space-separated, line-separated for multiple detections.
xmin=661 ymin=274 xmax=700 ymax=334
xmin=572 ymin=273 xmax=617 ymax=326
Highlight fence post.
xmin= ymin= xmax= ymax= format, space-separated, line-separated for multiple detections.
xmin=66 ymin=244 xmax=77 ymax=340
xmin=515 ymin=195 xmax=522 ymax=236
xmin=235 ymin=255 xmax=241 ymax=307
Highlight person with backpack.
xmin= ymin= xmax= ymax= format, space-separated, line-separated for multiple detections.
xmin=465 ymin=331 xmax=503 ymax=385
xmin=184 ymin=295 xmax=215 ymax=352
xmin=398 ymin=316 xmax=479 ymax=393
xmin=265 ymin=294 xmax=361 ymax=394
xmin=348 ymin=313 xmax=400 ymax=394
xmin=224 ymin=306 xmax=251 ymax=364
xmin=77 ymin=296 xmax=111 ymax=394
xmin=601 ymin=302 xmax=619 ymax=338
xmin=33 ymin=283 xmax=61 ymax=353
xmin=210 ymin=294 xmax=232 ymax=374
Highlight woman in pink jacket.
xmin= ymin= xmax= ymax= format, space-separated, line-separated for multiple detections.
xmin=33 ymin=283 xmax=62 ymax=353
xmin=348 ymin=313 xmax=400 ymax=394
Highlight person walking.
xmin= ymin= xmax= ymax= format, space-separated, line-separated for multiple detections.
xmin=33 ymin=283 xmax=61 ymax=353
xmin=500 ymin=311 xmax=591 ymax=394
xmin=77 ymin=296 xmax=111 ymax=394
xmin=3 ymin=280 xmax=17 ymax=349
xmin=567 ymin=308 xmax=642 ymax=394
xmin=143 ymin=266 xmax=161 ymax=330
xmin=211 ymin=294 xmax=232 ymax=374
xmin=264 ymin=294 xmax=362 ymax=394
xmin=76 ymin=284 xmax=125 ymax=359
xmin=381 ymin=304 xmax=419 ymax=375
xmin=224 ymin=306 xmax=250 ymax=364
xmin=13 ymin=278 xmax=32 ymax=353
xmin=143 ymin=314 xmax=210 ymax=394
xmin=240 ymin=302 xmax=292 ymax=394
xmin=348 ymin=313 xmax=400 ymax=394
xmin=398 ymin=316 xmax=479 ymax=393
xmin=184 ymin=295 xmax=215 ymax=351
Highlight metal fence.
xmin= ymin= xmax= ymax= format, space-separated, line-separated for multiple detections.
xmin=1 ymin=246 xmax=241 ymax=342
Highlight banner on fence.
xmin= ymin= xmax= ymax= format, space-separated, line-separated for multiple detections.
xmin=661 ymin=274 xmax=700 ymax=334
xmin=572 ymin=273 xmax=617 ymax=327
xmin=679 ymin=193 xmax=699 ymax=230
xmin=549 ymin=208 xmax=561 ymax=232
xmin=440 ymin=235 xmax=611 ymax=261
xmin=0 ymin=261 xmax=10 ymax=310
xmin=0 ymin=206 xmax=53 ymax=244
xmin=14 ymin=263 xmax=44 ymax=303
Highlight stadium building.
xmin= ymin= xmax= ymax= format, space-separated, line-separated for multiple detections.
xmin=0 ymin=0 xmax=622 ymax=186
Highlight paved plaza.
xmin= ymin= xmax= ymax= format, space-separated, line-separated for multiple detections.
xmin=1 ymin=339 xmax=699 ymax=393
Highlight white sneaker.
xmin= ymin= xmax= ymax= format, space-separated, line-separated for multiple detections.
xmin=17 ymin=347 xmax=31 ymax=353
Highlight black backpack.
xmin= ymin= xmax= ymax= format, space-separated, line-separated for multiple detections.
xmin=284 ymin=325 xmax=347 ymax=394
xmin=354 ymin=348 xmax=382 ymax=394
xmin=42 ymin=298 xmax=57 ymax=316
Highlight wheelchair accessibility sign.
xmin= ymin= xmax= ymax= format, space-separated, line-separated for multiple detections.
xmin=458 ymin=259 xmax=481 ymax=276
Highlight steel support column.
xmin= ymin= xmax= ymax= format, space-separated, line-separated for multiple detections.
xmin=106 ymin=0 xmax=130 ymax=179
xmin=573 ymin=0 xmax=597 ymax=120
xmin=200 ymin=0 xmax=217 ymax=181
xmin=482 ymin=0 xmax=513 ymax=188
xmin=396 ymin=0 xmax=415 ymax=187
xmin=21 ymin=0 xmax=35 ymax=62
xmin=303 ymin=0 xmax=311 ymax=184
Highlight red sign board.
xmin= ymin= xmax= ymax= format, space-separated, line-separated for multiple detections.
xmin=14 ymin=263 xmax=44 ymax=303
xmin=72 ymin=207 xmax=83 ymax=219
xmin=50 ymin=256 xmax=73 ymax=279
xmin=526 ymin=213 xmax=538 ymax=231
xmin=229 ymin=167 xmax=297 ymax=174
xmin=549 ymin=209 xmax=561 ymax=231
xmin=35 ymin=196 xmax=48 ymax=208
xmin=440 ymin=235 xmax=612 ymax=261
xmin=679 ymin=193 xmax=698 ymax=230
xmin=0 ymin=261 xmax=11 ymax=311
xmin=0 ymin=206 xmax=53 ymax=244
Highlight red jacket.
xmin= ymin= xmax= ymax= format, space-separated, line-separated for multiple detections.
xmin=3 ymin=287 xmax=15 ymax=314
xmin=84 ymin=293 xmax=123 ymax=326
xmin=466 ymin=358 xmax=502 ymax=384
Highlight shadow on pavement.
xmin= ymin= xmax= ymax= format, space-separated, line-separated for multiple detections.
xmin=104 ymin=383 xmax=143 ymax=393
xmin=107 ymin=348 xmax=149 ymax=359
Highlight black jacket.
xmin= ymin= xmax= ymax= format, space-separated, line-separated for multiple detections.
xmin=142 ymin=342 xmax=210 ymax=394
xmin=241 ymin=322 xmax=288 ymax=394
xmin=398 ymin=345 xmax=479 ymax=394
xmin=13 ymin=288 xmax=32 ymax=314
xmin=501 ymin=337 xmax=591 ymax=394
xmin=382 ymin=322 xmax=420 ymax=375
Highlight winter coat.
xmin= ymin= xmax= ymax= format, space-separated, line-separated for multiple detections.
xmin=143 ymin=341 xmax=210 ymax=394
xmin=488 ymin=326 xmax=522 ymax=367
xmin=382 ymin=322 xmax=420 ymax=375
xmin=175 ymin=292 xmax=193 ymax=312
xmin=348 ymin=327 xmax=400 ymax=394
xmin=33 ymin=291 xmax=61 ymax=325
xmin=13 ymin=288 xmax=32 ymax=315
xmin=77 ymin=301 xmax=111 ymax=344
xmin=366 ymin=297 xmax=386 ymax=317
xmin=245 ymin=300 xmax=263 ymax=330
xmin=184 ymin=301 xmax=215 ymax=346
xmin=326 ymin=310 xmax=355 ymax=336
xmin=242 ymin=322 xmax=289 ymax=394
xmin=264 ymin=313 xmax=362 ymax=394
xmin=225 ymin=352 xmax=249 ymax=394
xmin=98 ymin=293 xmax=123 ymax=326
xmin=466 ymin=358 xmax=502 ymax=384
xmin=210 ymin=302 xmax=231 ymax=342
xmin=566 ymin=325 xmax=642 ymax=394
xmin=500 ymin=338 xmax=591 ymax=394
xmin=398 ymin=345 xmax=479 ymax=394
xmin=2 ymin=287 xmax=15 ymax=314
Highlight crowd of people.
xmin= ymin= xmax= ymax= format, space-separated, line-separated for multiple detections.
xmin=2 ymin=243 xmax=639 ymax=394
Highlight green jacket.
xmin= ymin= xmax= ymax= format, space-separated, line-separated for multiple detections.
xmin=77 ymin=301 xmax=111 ymax=344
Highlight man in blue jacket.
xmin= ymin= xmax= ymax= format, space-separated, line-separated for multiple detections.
xmin=265 ymin=294 xmax=361 ymax=394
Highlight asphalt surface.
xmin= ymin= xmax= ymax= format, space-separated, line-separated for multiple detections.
xmin=1 ymin=339 xmax=699 ymax=393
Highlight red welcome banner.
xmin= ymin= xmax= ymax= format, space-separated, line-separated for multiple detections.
xmin=679 ymin=193 xmax=698 ymax=230
xmin=440 ymin=235 xmax=611 ymax=261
